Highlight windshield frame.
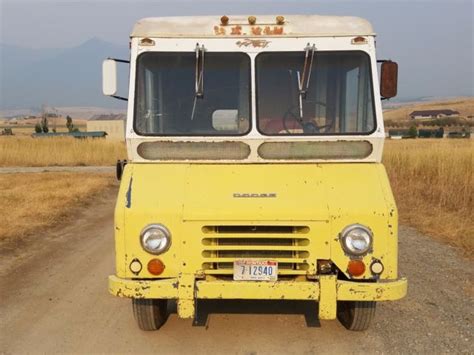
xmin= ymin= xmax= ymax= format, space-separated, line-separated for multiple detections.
xmin=255 ymin=50 xmax=377 ymax=137
xmin=132 ymin=51 xmax=252 ymax=137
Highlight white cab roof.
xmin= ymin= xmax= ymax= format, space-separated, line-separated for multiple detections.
xmin=131 ymin=15 xmax=374 ymax=38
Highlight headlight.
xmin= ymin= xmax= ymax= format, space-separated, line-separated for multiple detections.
xmin=340 ymin=224 xmax=373 ymax=256
xmin=140 ymin=224 xmax=171 ymax=255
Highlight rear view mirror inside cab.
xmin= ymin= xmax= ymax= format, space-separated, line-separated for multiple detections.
xmin=212 ymin=110 xmax=239 ymax=131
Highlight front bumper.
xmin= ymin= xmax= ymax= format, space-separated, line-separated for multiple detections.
xmin=109 ymin=275 xmax=407 ymax=320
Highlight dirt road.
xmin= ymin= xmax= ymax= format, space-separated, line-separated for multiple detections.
xmin=0 ymin=166 xmax=114 ymax=174
xmin=1 ymin=190 xmax=472 ymax=354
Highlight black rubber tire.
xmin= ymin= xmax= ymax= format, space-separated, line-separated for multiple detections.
xmin=132 ymin=299 xmax=168 ymax=331
xmin=337 ymin=301 xmax=376 ymax=331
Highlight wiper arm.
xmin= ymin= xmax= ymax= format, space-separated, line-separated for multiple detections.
xmin=297 ymin=43 xmax=316 ymax=119
xmin=195 ymin=43 xmax=205 ymax=98
xmin=191 ymin=43 xmax=206 ymax=121
xmin=299 ymin=43 xmax=316 ymax=98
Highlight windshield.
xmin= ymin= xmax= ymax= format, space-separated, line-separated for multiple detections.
xmin=256 ymin=51 xmax=375 ymax=135
xmin=134 ymin=52 xmax=251 ymax=136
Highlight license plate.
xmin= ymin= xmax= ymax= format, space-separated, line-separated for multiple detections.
xmin=233 ymin=260 xmax=278 ymax=281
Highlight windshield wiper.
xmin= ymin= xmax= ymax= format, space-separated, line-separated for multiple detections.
xmin=297 ymin=43 xmax=316 ymax=118
xmin=191 ymin=43 xmax=206 ymax=121
xmin=195 ymin=43 xmax=205 ymax=97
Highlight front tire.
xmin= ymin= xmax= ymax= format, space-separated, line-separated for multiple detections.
xmin=337 ymin=301 xmax=376 ymax=331
xmin=132 ymin=299 xmax=168 ymax=331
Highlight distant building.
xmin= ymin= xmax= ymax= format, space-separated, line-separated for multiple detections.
xmin=87 ymin=114 xmax=126 ymax=140
xmin=409 ymin=109 xmax=459 ymax=120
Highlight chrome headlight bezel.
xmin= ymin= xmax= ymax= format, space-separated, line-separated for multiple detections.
xmin=339 ymin=224 xmax=373 ymax=256
xmin=140 ymin=224 xmax=171 ymax=255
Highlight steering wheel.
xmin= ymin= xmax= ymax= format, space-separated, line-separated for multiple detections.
xmin=282 ymin=102 xmax=331 ymax=134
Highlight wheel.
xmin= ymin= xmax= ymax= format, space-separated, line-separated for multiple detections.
xmin=132 ymin=298 xmax=168 ymax=331
xmin=337 ymin=301 xmax=376 ymax=331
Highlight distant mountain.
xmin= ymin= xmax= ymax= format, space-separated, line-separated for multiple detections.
xmin=0 ymin=38 xmax=129 ymax=110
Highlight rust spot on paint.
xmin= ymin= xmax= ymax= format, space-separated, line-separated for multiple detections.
xmin=348 ymin=287 xmax=366 ymax=295
xmin=251 ymin=26 xmax=262 ymax=35
xmin=125 ymin=176 xmax=133 ymax=208
xmin=236 ymin=38 xmax=271 ymax=48
xmin=213 ymin=26 xmax=226 ymax=35
xmin=263 ymin=26 xmax=284 ymax=35
xmin=230 ymin=25 xmax=242 ymax=35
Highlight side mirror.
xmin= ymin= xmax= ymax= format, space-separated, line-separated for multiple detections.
xmin=380 ymin=61 xmax=398 ymax=99
xmin=102 ymin=59 xmax=117 ymax=96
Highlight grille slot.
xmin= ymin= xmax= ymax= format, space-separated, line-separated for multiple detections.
xmin=201 ymin=225 xmax=310 ymax=276
xmin=202 ymin=225 xmax=309 ymax=234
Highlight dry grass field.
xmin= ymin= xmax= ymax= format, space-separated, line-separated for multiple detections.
xmin=384 ymin=139 xmax=473 ymax=253
xmin=0 ymin=136 xmax=126 ymax=167
xmin=0 ymin=172 xmax=115 ymax=242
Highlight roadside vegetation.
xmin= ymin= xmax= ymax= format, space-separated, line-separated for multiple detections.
xmin=0 ymin=172 xmax=115 ymax=242
xmin=384 ymin=139 xmax=473 ymax=254
xmin=0 ymin=136 xmax=126 ymax=166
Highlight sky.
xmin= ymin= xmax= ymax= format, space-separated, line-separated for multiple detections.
xmin=0 ymin=0 xmax=473 ymax=101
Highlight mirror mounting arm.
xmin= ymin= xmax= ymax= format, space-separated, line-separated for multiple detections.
xmin=111 ymin=95 xmax=128 ymax=101
xmin=107 ymin=57 xmax=130 ymax=64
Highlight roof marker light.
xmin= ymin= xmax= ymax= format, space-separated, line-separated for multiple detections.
xmin=276 ymin=16 xmax=285 ymax=25
xmin=140 ymin=38 xmax=155 ymax=46
xmin=220 ymin=16 xmax=229 ymax=26
xmin=352 ymin=36 xmax=368 ymax=45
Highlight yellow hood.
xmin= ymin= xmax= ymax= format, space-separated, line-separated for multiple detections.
xmin=182 ymin=164 xmax=328 ymax=221
xmin=122 ymin=163 xmax=394 ymax=223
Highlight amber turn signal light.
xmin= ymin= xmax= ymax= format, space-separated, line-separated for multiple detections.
xmin=347 ymin=259 xmax=365 ymax=277
xmin=147 ymin=258 xmax=165 ymax=275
